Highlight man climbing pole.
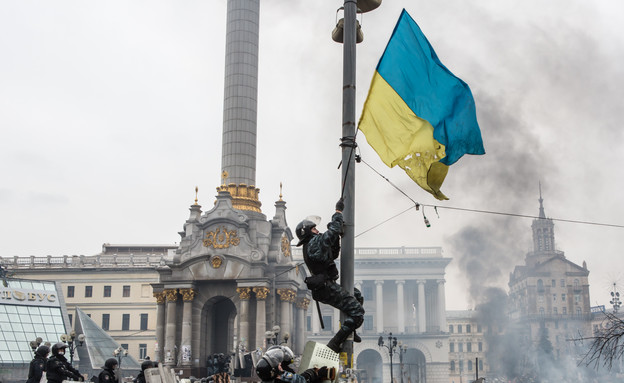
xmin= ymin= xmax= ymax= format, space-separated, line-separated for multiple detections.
xmin=296 ymin=198 xmax=365 ymax=353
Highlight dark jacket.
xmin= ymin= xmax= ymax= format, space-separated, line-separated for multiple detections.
xmin=261 ymin=371 xmax=307 ymax=383
xmin=303 ymin=212 xmax=343 ymax=278
xmin=133 ymin=371 xmax=146 ymax=383
xmin=98 ymin=368 xmax=118 ymax=383
xmin=27 ymin=354 xmax=47 ymax=383
xmin=46 ymin=354 xmax=82 ymax=383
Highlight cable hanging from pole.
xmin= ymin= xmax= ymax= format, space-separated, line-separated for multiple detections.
xmin=358 ymin=154 xmax=624 ymax=231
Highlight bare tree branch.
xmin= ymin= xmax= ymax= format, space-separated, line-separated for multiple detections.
xmin=571 ymin=311 xmax=624 ymax=370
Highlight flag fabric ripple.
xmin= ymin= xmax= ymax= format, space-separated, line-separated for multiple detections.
xmin=358 ymin=9 xmax=485 ymax=200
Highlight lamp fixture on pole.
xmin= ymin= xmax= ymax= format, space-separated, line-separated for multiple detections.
xmin=113 ymin=346 xmax=129 ymax=368
xmin=610 ymin=283 xmax=621 ymax=313
xmin=378 ymin=332 xmax=398 ymax=383
xmin=60 ymin=331 xmax=85 ymax=365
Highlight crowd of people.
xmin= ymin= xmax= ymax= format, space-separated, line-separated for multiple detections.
xmin=26 ymin=343 xmax=155 ymax=383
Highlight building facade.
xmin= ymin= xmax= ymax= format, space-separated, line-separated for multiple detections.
xmin=507 ymin=194 xmax=592 ymax=375
xmin=446 ymin=311 xmax=491 ymax=383
xmin=3 ymin=244 xmax=171 ymax=363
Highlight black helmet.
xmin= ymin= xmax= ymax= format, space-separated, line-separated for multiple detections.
xmin=104 ymin=358 xmax=118 ymax=370
xmin=141 ymin=360 xmax=154 ymax=371
xmin=295 ymin=219 xmax=317 ymax=246
xmin=255 ymin=358 xmax=277 ymax=381
xmin=35 ymin=345 xmax=50 ymax=357
xmin=51 ymin=342 xmax=68 ymax=355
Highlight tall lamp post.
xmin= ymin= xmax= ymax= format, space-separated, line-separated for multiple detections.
xmin=113 ymin=346 xmax=128 ymax=368
xmin=60 ymin=331 xmax=85 ymax=365
xmin=610 ymin=283 xmax=621 ymax=313
xmin=398 ymin=342 xmax=408 ymax=383
xmin=378 ymin=333 xmax=398 ymax=383
xmin=333 ymin=0 xmax=382 ymax=376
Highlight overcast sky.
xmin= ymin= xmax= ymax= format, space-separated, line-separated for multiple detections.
xmin=1 ymin=1 xmax=623 ymax=310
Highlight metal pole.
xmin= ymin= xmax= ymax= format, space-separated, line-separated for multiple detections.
xmin=389 ymin=349 xmax=394 ymax=383
xmin=340 ymin=0 xmax=357 ymax=371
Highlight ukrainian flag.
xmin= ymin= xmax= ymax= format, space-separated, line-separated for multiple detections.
xmin=359 ymin=9 xmax=485 ymax=200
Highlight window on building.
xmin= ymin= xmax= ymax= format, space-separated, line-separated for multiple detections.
xmin=466 ymin=324 xmax=471 ymax=333
xmin=539 ymin=307 xmax=545 ymax=316
xmin=121 ymin=344 xmax=129 ymax=351
xmin=85 ymin=286 xmax=93 ymax=298
xmin=467 ymin=343 xmax=472 ymax=352
xmin=102 ymin=314 xmax=110 ymax=330
xmin=449 ymin=325 xmax=454 ymax=333
xmin=67 ymin=286 xmax=75 ymax=298
xmin=560 ymin=279 xmax=565 ymax=287
xmin=322 ymin=316 xmax=333 ymax=332
xmin=450 ymin=343 xmax=454 ymax=352
xmin=551 ymin=279 xmax=556 ymax=287
xmin=139 ymin=344 xmax=147 ymax=360
xmin=122 ymin=314 xmax=130 ymax=330
xmin=450 ymin=361 xmax=455 ymax=372
xmin=553 ymin=307 xmax=558 ymax=315
xmin=562 ymin=307 xmax=567 ymax=315
xmin=562 ymin=293 xmax=566 ymax=301
xmin=458 ymin=325 xmax=463 ymax=333
xmin=574 ymin=279 xmax=580 ymax=288
xmin=478 ymin=342 xmax=483 ymax=352
xmin=363 ymin=315 xmax=373 ymax=331
xmin=362 ymin=286 xmax=373 ymax=301
xmin=123 ymin=285 xmax=131 ymax=297
xmin=306 ymin=316 xmax=311 ymax=332
xmin=576 ymin=307 xmax=582 ymax=316
xmin=68 ymin=314 xmax=73 ymax=326
xmin=479 ymin=360 xmax=483 ymax=371
xmin=458 ymin=343 xmax=463 ymax=352
xmin=140 ymin=313 xmax=148 ymax=330
xmin=468 ymin=361 xmax=473 ymax=371
xmin=459 ymin=360 xmax=464 ymax=372
xmin=104 ymin=286 xmax=111 ymax=297
xmin=537 ymin=279 xmax=544 ymax=291
xmin=553 ymin=294 xmax=557 ymax=302
xmin=575 ymin=294 xmax=580 ymax=304
xmin=87 ymin=313 xmax=91 ymax=318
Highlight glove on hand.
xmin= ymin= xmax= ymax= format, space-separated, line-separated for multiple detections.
xmin=317 ymin=366 xmax=336 ymax=381
xmin=335 ymin=198 xmax=345 ymax=212
xmin=301 ymin=368 xmax=319 ymax=383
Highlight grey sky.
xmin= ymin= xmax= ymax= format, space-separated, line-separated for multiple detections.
xmin=1 ymin=1 xmax=623 ymax=310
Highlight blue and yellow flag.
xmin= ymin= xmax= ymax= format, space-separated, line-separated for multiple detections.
xmin=359 ymin=9 xmax=485 ymax=200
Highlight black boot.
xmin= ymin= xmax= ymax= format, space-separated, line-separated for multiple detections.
xmin=326 ymin=328 xmax=351 ymax=353
xmin=353 ymin=330 xmax=361 ymax=343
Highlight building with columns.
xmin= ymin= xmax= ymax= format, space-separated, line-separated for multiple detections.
xmin=295 ymin=246 xmax=452 ymax=383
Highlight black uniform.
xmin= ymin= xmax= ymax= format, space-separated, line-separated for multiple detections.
xmin=98 ymin=368 xmax=118 ymax=383
xmin=99 ymin=358 xmax=119 ymax=383
xmin=27 ymin=348 xmax=48 ymax=383
xmin=302 ymin=211 xmax=365 ymax=352
xmin=133 ymin=360 xmax=154 ymax=383
xmin=46 ymin=354 xmax=82 ymax=383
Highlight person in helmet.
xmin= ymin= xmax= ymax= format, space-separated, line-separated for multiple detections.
xmin=46 ymin=342 xmax=83 ymax=383
xmin=133 ymin=360 xmax=154 ymax=383
xmin=255 ymin=346 xmax=334 ymax=383
xmin=99 ymin=358 xmax=119 ymax=383
xmin=27 ymin=345 xmax=50 ymax=383
xmin=296 ymin=198 xmax=365 ymax=353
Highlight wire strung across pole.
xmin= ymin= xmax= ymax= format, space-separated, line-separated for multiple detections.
xmin=359 ymin=156 xmax=624 ymax=230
